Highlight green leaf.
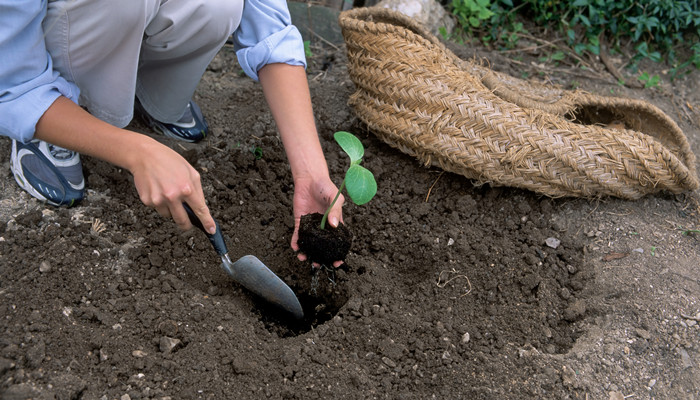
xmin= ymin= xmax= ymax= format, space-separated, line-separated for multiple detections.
xmin=345 ymin=165 xmax=377 ymax=205
xmin=334 ymin=131 xmax=364 ymax=163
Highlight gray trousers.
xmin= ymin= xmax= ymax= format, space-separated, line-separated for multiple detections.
xmin=44 ymin=0 xmax=243 ymax=127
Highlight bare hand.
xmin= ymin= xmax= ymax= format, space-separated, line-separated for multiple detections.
xmin=291 ymin=176 xmax=345 ymax=267
xmin=129 ymin=140 xmax=216 ymax=234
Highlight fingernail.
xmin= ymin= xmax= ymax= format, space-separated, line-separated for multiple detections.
xmin=208 ymin=226 xmax=216 ymax=235
xmin=330 ymin=217 xmax=339 ymax=227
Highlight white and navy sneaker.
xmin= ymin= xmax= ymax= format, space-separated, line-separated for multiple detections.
xmin=10 ymin=139 xmax=85 ymax=207
xmin=135 ymin=99 xmax=209 ymax=143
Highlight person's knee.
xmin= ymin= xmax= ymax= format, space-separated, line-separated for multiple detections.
xmin=191 ymin=0 xmax=244 ymax=40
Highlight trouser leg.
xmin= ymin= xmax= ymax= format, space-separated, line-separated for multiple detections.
xmin=136 ymin=0 xmax=243 ymax=123
xmin=44 ymin=0 xmax=242 ymax=128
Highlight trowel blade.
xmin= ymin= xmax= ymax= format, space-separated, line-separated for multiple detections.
xmin=222 ymin=255 xmax=304 ymax=320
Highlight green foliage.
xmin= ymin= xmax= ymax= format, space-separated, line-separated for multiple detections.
xmin=451 ymin=0 xmax=495 ymax=28
xmin=448 ymin=0 xmax=700 ymax=76
xmin=320 ymin=132 xmax=377 ymax=229
xmin=250 ymin=146 xmax=263 ymax=160
xmin=303 ymin=40 xmax=313 ymax=58
xmin=638 ymin=71 xmax=661 ymax=88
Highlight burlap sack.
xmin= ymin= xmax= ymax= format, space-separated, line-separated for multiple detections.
xmin=338 ymin=7 xmax=699 ymax=199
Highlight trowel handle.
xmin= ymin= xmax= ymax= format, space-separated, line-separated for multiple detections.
xmin=183 ymin=203 xmax=228 ymax=256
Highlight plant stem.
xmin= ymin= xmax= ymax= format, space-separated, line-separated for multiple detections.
xmin=320 ymin=178 xmax=345 ymax=229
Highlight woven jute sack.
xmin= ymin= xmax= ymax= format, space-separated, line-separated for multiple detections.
xmin=338 ymin=7 xmax=699 ymax=199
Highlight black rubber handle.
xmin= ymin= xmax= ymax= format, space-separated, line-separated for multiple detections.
xmin=183 ymin=203 xmax=228 ymax=256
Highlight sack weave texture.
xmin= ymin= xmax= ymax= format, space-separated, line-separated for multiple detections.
xmin=338 ymin=7 xmax=699 ymax=199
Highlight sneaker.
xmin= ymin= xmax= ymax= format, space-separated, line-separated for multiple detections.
xmin=135 ymin=98 xmax=209 ymax=143
xmin=10 ymin=139 xmax=85 ymax=207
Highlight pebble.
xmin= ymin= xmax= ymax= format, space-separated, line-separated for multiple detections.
xmin=680 ymin=349 xmax=693 ymax=369
xmin=382 ymin=356 xmax=396 ymax=368
xmin=632 ymin=248 xmax=644 ymax=253
xmin=461 ymin=332 xmax=470 ymax=343
xmin=635 ymin=328 xmax=652 ymax=340
xmin=609 ymin=391 xmax=624 ymax=400
xmin=160 ymin=336 xmax=181 ymax=354
xmin=648 ymin=379 xmax=656 ymax=389
xmin=132 ymin=350 xmax=147 ymax=358
xmin=545 ymin=237 xmax=560 ymax=248
xmin=39 ymin=261 xmax=51 ymax=273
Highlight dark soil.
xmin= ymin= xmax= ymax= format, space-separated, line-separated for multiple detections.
xmin=297 ymin=213 xmax=353 ymax=265
xmin=1 ymin=8 xmax=699 ymax=400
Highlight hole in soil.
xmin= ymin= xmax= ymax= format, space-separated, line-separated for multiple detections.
xmin=255 ymin=269 xmax=349 ymax=338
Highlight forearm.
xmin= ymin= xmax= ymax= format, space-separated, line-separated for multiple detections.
xmin=34 ymin=96 xmax=157 ymax=173
xmin=257 ymin=63 xmax=330 ymax=183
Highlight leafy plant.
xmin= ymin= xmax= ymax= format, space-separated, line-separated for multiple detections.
xmin=448 ymin=0 xmax=700 ymax=77
xmin=320 ymin=131 xmax=377 ymax=229
xmin=251 ymin=146 xmax=263 ymax=160
xmin=451 ymin=0 xmax=495 ymax=28
xmin=638 ymin=71 xmax=661 ymax=88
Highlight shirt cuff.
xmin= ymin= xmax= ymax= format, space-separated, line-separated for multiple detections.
xmin=235 ymin=25 xmax=307 ymax=81
xmin=0 ymin=78 xmax=79 ymax=143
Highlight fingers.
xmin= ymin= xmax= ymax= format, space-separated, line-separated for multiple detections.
xmin=290 ymin=216 xmax=301 ymax=251
xmin=327 ymin=193 xmax=345 ymax=228
xmin=182 ymin=192 xmax=216 ymax=235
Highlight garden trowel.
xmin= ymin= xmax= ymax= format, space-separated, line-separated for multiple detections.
xmin=183 ymin=204 xmax=304 ymax=320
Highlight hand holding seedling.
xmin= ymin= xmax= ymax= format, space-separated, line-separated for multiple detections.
xmin=296 ymin=131 xmax=376 ymax=266
xmin=320 ymin=131 xmax=377 ymax=229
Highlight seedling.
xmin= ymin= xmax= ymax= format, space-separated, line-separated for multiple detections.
xmin=320 ymin=131 xmax=377 ymax=229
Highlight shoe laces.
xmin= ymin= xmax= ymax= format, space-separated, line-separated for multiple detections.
xmin=47 ymin=143 xmax=76 ymax=161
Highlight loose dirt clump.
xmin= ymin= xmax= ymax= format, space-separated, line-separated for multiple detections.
xmin=1 ymin=16 xmax=699 ymax=400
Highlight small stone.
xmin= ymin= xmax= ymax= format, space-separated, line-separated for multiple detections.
xmin=632 ymin=248 xmax=644 ymax=254
xmin=680 ymin=349 xmax=693 ymax=369
xmin=609 ymin=391 xmax=624 ymax=400
xmin=159 ymin=336 xmax=181 ymax=354
xmin=39 ymin=261 xmax=51 ymax=273
xmin=545 ymin=238 xmax=561 ymax=249
xmin=121 ymin=394 xmax=131 ymax=400
xmin=648 ymin=379 xmax=656 ymax=389
xmin=461 ymin=332 xmax=470 ymax=343
xmin=635 ymin=328 xmax=651 ymax=340
xmin=207 ymin=286 xmax=220 ymax=296
xmin=132 ymin=350 xmax=147 ymax=358
xmin=447 ymin=238 xmax=455 ymax=246
xmin=382 ymin=356 xmax=396 ymax=368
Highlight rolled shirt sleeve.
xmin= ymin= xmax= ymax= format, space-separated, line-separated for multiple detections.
xmin=232 ymin=0 xmax=307 ymax=81
xmin=0 ymin=0 xmax=80 ymax=143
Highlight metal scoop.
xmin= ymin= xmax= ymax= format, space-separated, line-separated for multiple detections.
xmin=184 ymin=204 xmax=304 ymax=320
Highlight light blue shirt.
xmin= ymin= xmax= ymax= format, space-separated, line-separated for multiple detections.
xmin=0 ymin=0 xmax=307 ymax=143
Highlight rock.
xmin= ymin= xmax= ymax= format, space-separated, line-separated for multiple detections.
xmin=382 ymin=356 xmax=397 ymax=368
xmin=545 ymin=237 xmax=561 ymax=249
xmin=159 ymin=336 xmax=182 ymax=354
xmin=561 ymin=365 xmax=577 ymax=387
xmin=679 ymin=348 xmax=693 ymax=369
xmin=132 ymin=350 xmax=147 ymax=358
xmin=376 ymin=0 xmax=455 ymax=36
xmin=609 ymin=391 xmax=624 ymax=400
xmin=39 ymin=261 xmax=51 ymax=273
xmin=635 ymin=328 xmax=651 ymax=340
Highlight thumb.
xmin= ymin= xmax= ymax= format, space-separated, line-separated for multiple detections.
xmin=327 ymin=195 xmax=345 ymax=228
